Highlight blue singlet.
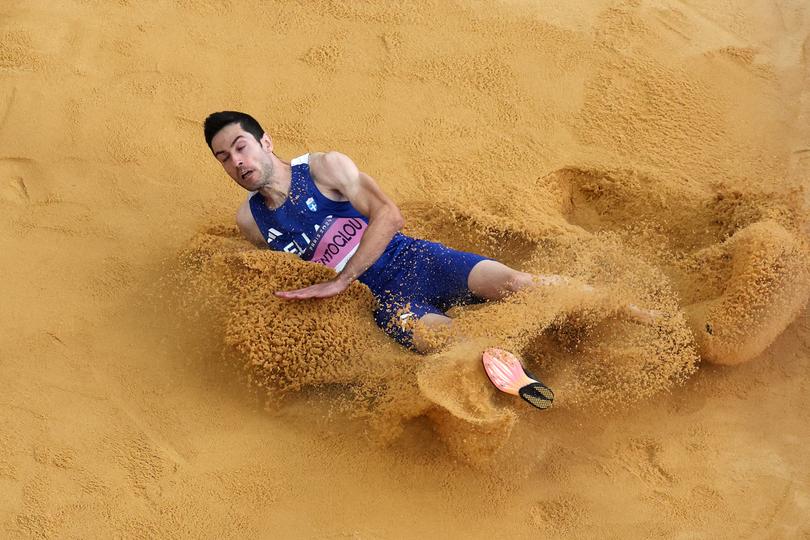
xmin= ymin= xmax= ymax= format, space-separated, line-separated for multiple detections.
xmin=249 ymin=154 xmax=489 ymax=348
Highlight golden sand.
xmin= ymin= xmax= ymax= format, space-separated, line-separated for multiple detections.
xmin=2 ymin=0 xmax=810 ymax=536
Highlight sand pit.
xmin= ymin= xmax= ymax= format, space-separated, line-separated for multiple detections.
xmin=3 ymin=0 xmax=810 ymax=536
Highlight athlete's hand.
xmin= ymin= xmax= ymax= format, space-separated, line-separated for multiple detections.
xmin=275 ymin=277 xmax=351 ymax=300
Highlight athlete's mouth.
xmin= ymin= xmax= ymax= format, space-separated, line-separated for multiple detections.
xmin=240 ymin=169 xmax=254 ymax=181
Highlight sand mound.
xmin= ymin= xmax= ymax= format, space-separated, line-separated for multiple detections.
xmin=547 ymin=166 xmax=810 ymax=364
xmin=684 ymin=220 xmax=810 ymax=364
xmin=416 ymin=340 xmax=518 ymax=465
xmin=177 ymin=228 xmax=406 ymax=391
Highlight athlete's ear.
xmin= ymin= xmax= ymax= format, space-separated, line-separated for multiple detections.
xmin=260 ymin=133 xmax=273 ymax=153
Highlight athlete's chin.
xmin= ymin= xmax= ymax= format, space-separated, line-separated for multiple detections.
xmin=235 ymin=172 xmax=263 ymax=191
xmin=235 ymin=179 xmax=254 ymax=191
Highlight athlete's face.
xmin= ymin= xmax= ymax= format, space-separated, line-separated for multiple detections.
xmin=210 ymin=123 xmax=274 ymax=191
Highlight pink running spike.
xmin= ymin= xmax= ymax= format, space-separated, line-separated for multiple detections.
xmin=482 ymin=348 xmax=535 ymax=396
xmin=482 ymin=348 xmax=555 ymax=410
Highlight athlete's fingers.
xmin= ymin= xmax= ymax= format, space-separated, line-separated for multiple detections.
xmin=275 ymin=282 xmax=342 ymax=300
xmin=275 ymin=289 xmax=312 ymax=299
xmin=274 ymin=288 xmax=308 ymax=299
xmin=276 ymin=284 xmax=318 ymax=295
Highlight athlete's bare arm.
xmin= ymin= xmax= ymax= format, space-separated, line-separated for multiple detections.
xmin=275 ymin=151 xmax=404 ymax=300
xmin=310 ymin=152 xmax=405 ymax=283
xmin=236 ymin=199 xmax=268 ymax=248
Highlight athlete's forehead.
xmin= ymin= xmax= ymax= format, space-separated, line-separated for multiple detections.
xmin=210 ymin=123 xmax=253 ymax=156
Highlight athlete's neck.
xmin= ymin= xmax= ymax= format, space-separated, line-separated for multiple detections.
xmin=258 ymin=157 xmax=291 ymax=209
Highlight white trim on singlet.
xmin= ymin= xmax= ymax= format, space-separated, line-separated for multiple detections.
xmin=291 ymin=153 xmax=310 ymax=166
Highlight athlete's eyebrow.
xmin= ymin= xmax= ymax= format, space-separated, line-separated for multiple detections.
xmin=214 ymin=135 xmax=246 ymax=158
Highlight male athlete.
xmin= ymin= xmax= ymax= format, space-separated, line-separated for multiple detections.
xmin=204 ymin=111 xmax=658 ymax=409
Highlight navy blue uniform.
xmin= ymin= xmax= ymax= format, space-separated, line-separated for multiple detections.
xmin=249 ymin=154 xmax=488 ymax=348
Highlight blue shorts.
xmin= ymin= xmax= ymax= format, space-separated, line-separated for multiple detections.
xmin=364 ymin=239 xmax=490 ymax=349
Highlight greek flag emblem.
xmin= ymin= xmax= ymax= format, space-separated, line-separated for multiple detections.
xmin=306 ymin=197 xmax=318 ymax=212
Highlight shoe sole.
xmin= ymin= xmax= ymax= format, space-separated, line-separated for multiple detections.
xmin=519 ymin=382 xmax=555 ymax=410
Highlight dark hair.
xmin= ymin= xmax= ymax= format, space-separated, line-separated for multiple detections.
xmin=203 ymin=111 xmax=265 ymax=150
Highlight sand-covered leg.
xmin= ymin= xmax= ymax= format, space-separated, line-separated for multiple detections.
xmin=624 ymin=303 xmax=665 ymax=324
xmin=538 ymin=275 xmax=664 ymax=325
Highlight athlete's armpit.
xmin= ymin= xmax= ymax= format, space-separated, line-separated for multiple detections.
xmin=236 ymin=198 xmax=267 ymax=248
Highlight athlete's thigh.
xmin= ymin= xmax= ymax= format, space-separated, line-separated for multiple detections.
xmin=467 ymin=259 xmax=530 ymax=300
xmin=409 ymin=239 xmax=490 ymax=307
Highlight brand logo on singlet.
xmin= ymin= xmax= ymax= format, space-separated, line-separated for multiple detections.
xmin=305 ymin=197 xmax=318 ymax=212
xmin=266 ymin=227 xmax=283 ymax=242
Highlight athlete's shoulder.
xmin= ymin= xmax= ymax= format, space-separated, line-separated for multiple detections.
xmin=309 ymin=151 xmax=359 ymax=184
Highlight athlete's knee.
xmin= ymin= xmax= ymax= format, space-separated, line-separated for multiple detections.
xmin=504 ymin=271 xmax=534 ymax=293
xmin=411 ymin=333 xmax=437 ymax=354
xmin=411 ymin=313 xmax=453 ymax=353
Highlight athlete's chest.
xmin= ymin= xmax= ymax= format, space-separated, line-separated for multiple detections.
xmin=255 ymin=191 xmax=368 ymax=271
xmin=265 ymin=211 xmax=368 ymax=272
xmin=250 ymin=158 xmax=369 ymax=270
